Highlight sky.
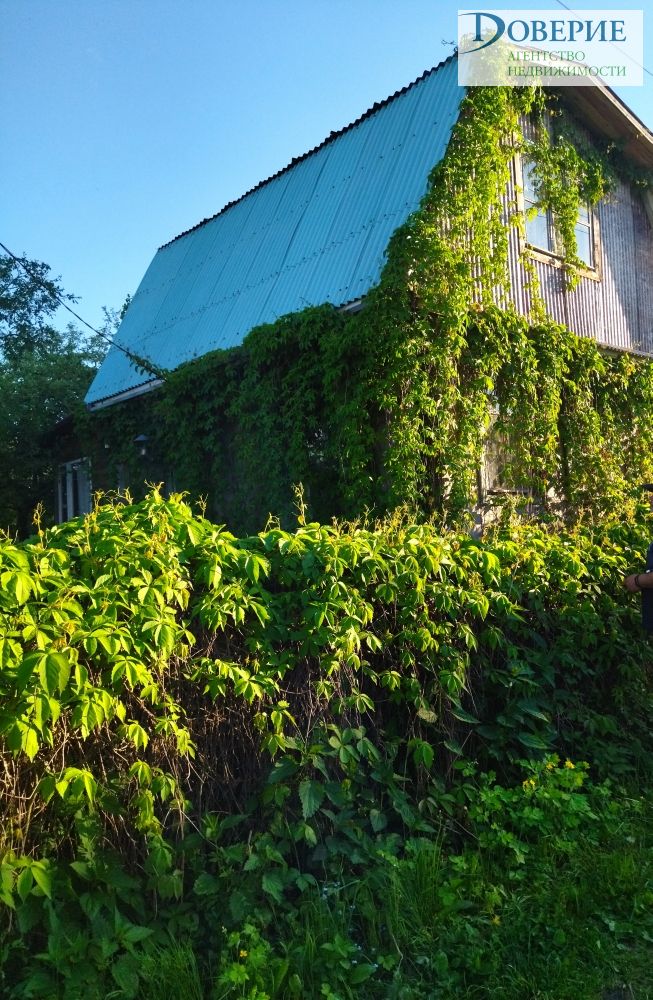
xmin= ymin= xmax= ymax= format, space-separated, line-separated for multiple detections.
xmin=2 ymin=0 xmax=653 ymax=332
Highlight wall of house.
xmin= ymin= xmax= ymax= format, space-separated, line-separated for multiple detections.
xmin=505 ymin=119 xmax=653 ymax=355
xmin=57 ymin=95 xmax=653 ymax=529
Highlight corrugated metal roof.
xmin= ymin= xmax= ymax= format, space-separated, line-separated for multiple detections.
xmin=86 ymin=56 xmax=464 ymax=407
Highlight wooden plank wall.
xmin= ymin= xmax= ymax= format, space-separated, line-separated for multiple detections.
xmin=505 ymin=118 xmax=653 ymax=355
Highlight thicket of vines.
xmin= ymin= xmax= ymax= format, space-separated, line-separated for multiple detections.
xmin=1 ymin=491 xmax=652 ymax=996
xmin=78 ymin=84 xmax=653 ymax=532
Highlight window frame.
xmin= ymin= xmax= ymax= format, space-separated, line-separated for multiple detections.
xmin=57 ymin=458 xmax=92 ymax=523
xmin=517 ymin=152 xmax=601 ymax=281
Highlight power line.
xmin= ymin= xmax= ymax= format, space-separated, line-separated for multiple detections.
xmin=0 ymin=240 xmax=166 ymax=381
xmin=553 ymin=0 xmax=653 ymax=79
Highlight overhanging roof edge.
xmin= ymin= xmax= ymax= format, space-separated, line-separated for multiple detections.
xmin=86 ymin=378 xmax=163 ymax=410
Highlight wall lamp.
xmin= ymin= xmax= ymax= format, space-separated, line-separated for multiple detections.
xmin=133 ymin=434 xmax=149 ymax=458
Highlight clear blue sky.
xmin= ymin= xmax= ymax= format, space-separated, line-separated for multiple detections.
xmin=2 ymin=0 xmax=652 ymax=330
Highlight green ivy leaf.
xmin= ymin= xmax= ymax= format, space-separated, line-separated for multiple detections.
xmin=450 ymin=703 xmax=480 ymax=725
xmin=30 ymin=862 xmax=52 ymax=899
xmin=517 ymin=732 xmax=550 ymax=750
xmin=22 ymin=727 xmax=39 ymax=761
xmin=16 ymin=866 xmax=33 ymax=902
xmin=15 ymin=652 xmax=41 ymax=692
xmin=38 ymin=652 xmax=70 ymax=695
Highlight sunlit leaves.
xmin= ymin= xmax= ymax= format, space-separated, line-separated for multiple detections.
xmin=38 ymin=651 xmax=70 ymax=696
xmin=0 ymin=487 xmax=651 ymax=959
xmin=1 ymin=570 xmax=34 ymax=605
xmin=122 ymin=721 xmax=149 ymax=752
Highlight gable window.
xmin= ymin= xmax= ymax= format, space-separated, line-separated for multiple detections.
xmin=522 ymin=159 xmax=595 ymax=268
xmin=57 ymin=459 xmax=91 ymax=523
xmin=574 ymin=203 xmax=593 ymax=267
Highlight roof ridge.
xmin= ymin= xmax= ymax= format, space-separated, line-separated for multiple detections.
xmin=159 ymin=53 xmax=457 ymax=250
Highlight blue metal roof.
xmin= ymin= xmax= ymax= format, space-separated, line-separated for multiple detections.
xmin=86 ymin=56 xmax=464 ymax=407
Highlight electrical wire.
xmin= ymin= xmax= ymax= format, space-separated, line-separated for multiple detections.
xmin=0 ymin=240 xmax=165 ymax=381
xmin=552 ymin=0 xmax=653 ymax=79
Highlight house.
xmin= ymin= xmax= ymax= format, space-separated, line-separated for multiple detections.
xmin=62 ymin=54 xmax=653 ymax=527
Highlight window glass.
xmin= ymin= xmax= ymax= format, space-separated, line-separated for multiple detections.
xmin=574 ymin=212 xmax=593 ymax=266
xmin=522 ymin=158 xmax=595 ymax=268
xmin=57 ymin=459 xmax=91 ymax=523
xmin=526 ymin=210 xmax=552 ymax=253
xmin=522 ymin=160 xmax=554 ymax=253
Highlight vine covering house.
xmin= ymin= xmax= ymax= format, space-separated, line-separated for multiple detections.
xmin=60 ymin=54 xmax=653 ymax=529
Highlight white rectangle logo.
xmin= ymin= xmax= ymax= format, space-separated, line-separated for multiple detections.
xmin=458 ymin=10 xmax=644 ymax=86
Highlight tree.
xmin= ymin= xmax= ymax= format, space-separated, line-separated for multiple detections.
xmin=0 ymin=252 xmax=111 ymax=537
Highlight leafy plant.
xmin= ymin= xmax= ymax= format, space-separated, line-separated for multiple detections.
xmin=1 ymin=492 xmax=652 ymax=996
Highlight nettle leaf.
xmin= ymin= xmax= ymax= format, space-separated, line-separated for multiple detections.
xmin=194 ymin=872 xmax=220 ymax=896
xmin=299 ymin=779 xmax=325 ymax=820
xmin=302 ymin=823 xmax=317 ymax=847
xmin=349 ymin=963 xmax=377 ymax=985
xmin=122 ymin=924 xmax=154 ymax=944
xmin=517 ymin=698 xmax=550 ymax=722
xmin=0 ymin=861 xmax=15 ymax=908
xmin=111 ymin=953 xmax=140 ymax=996
xmin=261 ymin=870 xmax=285 ymax=903
xmin=268 ymin=756 xmax=299 ymax=785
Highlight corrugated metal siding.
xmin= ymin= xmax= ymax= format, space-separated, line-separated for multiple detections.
xmin=595 ymin=179 xmax=639 ymax=350
xmin=505 ymin=156 xmax=531 ymax=317
xmin=633 ymin=194 xmax=653 ymax=354
xmin=86 ymin=57 xmax=463 ymax=406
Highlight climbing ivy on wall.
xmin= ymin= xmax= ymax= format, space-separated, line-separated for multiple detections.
xmin=78 ymin=85 xmax=653 ymax=532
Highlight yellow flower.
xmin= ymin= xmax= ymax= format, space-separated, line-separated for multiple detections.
xmin=564 ymin=760 xmax=575 ymax=769
xmin=239 ymin=950 xmax=248 ymax=959
xmin=545 ymin=761 xmax=555 ymax=770
xmin=492 ymin=915 xmax=501 ymax=925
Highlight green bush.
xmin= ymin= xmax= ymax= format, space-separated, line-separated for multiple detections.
xmin=0 ymin=491 xmax=652 ymax=997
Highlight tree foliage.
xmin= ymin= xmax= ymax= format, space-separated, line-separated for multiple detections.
xmin=0 ymin=253 xmax=110 ymax=537
xmin=0 ymin=253 xmax=74 ymax=362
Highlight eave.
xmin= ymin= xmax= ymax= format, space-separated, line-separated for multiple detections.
xmin=559 ymin=82 xmax=653 ymax=170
